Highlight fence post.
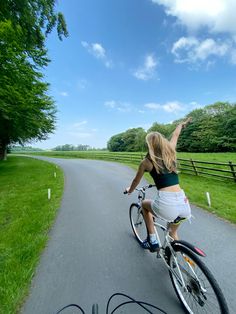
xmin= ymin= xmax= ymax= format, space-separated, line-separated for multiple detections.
xmin=190 ymin=158 xmax=198 ymax=176
xmin=229 ymin=161 xmax=236 ymax=182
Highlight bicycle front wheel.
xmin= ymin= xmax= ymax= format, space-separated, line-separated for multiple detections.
xmin=129 ymin=203 xmax=147 ymax=244
xmin=168 ymin=246 xmax=229 ymax=314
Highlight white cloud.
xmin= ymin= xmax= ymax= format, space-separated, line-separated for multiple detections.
xmin=163 ymin=101 xmax=183 ymax=112
xmin=59 ymin=91 xmax=68 ymax=97
xmin=150 ymin=1 xmax=236 ymax=66
xmin=151 ymin=0 xmax=236 ymax=35
xmin=91 ymin=43 xmax=106 ymax=58
xmin=104 ymin=100 xmax=132 ymax=112
xmin=189 ymin=101 xmax=202 ymax=108
xmin=231 ymin=49 xmax=236 ymax=64
xmin=71 ymin=121 xmax=88 ymax=129
xmin=66 ymin=120 xmax=96 ymax=139
xmin=133 ymin=54 xmax=158 ymax=80
xmin=104 ymin=100 xmax=116 ymax=109
xmin=172 ymin=36 xmax=230 ymax=63
xmin=81 ymin=41 xmax=113 ymax=68
xmin=144 ymin=102 xmax=162 ymax=110
xmin=144 ymin=101 xmax=184 ymax=113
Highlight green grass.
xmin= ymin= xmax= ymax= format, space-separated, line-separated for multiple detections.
xmin=179 ymin=173 xmax=236 ymax=223
xmin=10 ymin=150 xmax=236 ymax=223
xmin=0 ymin=156 xmax=64 ymax=314
xmin=14 ymin=150 xmax=236 ymax=163
xmin=177 ymin=152 xmax=236 ymax=163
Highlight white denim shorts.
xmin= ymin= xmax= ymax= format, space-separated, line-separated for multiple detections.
xmin=151 ymin=190 xmax=191 ymax=222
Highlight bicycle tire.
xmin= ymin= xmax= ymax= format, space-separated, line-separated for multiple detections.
xmin=129 ymin=203 xmax=147 ymax=244
xmin=167 ymin=245 xmax=229 ymax=314
xmin=92 ymin=303 xmax=99 ymax=314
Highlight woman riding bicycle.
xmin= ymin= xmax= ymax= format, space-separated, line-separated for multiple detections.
xmin=125 ymin=118 xmax=192 ymax=252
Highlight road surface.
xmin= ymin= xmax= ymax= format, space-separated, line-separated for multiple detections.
xmin=21 ymin=158 xmax=236 ymax=314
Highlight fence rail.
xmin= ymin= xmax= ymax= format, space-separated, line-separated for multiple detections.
xmin=78 ymin=153 xmax=236 ymax=182
xmin=22 ymin=151 xmax=236 ymax=182
xmin=177 ymin=158 xmax=236 ymax=182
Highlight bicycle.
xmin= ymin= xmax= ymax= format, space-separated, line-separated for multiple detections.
xmin=55 ymin=292 xmax=168 ymax=313
xmin=126 ymin=184 xmax=229 ymax=314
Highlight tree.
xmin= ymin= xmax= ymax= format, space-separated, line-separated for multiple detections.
xmin=0 ymin=0 xmax=68 ymax=67
xmin=107 ymin=102 xmax=236 ymax=153
xmin=0 ymin=1 xmax=68 ymax=160
xmin=107 ymin=133 xmax=126 ymax=151
xmin=147 ymin=122 xmax=175 ymax=139
xmin=176 ymin=102 xmax=236 ymax=152
xmin=107 ymin=128 xmax=146 ymax=152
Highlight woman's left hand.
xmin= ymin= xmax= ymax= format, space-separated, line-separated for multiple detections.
xmin=182 ymin=117 xmax=192 ymax=128
xmin=124 ymin=187 xmax=131 ymax=194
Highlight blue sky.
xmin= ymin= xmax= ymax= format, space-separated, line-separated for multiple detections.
xmin=35 ymin=0 xmax=236 ymax=149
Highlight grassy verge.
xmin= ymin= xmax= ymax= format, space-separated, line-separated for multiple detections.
xmin=179 ymin=173 xmax=236 ymax=223
xmin=11 ymin=151 xmax=236 ymax=224
xmin=0 ymin=156 xmax=64 ymax=314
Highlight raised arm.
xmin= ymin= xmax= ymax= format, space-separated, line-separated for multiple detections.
xmin=170 ymin=117 xmax=192 ymax=149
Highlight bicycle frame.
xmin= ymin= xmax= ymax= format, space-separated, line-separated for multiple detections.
xmin=134 ymin=185 xmax=206 ymax=292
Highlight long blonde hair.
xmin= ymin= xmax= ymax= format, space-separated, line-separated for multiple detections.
xmin=146 ymin=132 xmax=177 ymax=173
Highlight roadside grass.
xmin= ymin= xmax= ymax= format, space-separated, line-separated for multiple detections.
xmin=10 ymin=151 xmax=236 ymax=224
xmin=13 ymin=150 xmax=236 ymax=163
xmin=0 ymin=156 xmax=64 ymax=314
xmin=178 ymin=152 xmax=236 ymax=163
xmin=179 ymin=173 xmax=236 ymax=224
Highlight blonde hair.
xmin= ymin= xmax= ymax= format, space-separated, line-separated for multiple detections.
xmin=146 ymin=132 xmax=177 ymax=173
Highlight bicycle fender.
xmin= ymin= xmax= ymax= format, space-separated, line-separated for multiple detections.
xmin=172 ymin=240 xmax=206 ymax=257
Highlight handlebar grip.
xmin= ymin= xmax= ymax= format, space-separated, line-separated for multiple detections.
xmin=92 ymin=303 xmax=99 ymax=314
xmin=148 ymin=184 xmax=155 ymax=188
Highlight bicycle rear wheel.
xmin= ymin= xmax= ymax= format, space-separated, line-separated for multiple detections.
xmin=129 ymin=203 xmax=147 ymax=244
xmin=168 ymin=246 xmax=229 ymax=314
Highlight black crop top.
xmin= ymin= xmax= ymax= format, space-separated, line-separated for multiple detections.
xmin=146 ymin=157 xmax=179 ymax=190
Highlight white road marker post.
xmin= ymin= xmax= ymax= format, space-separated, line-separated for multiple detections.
xmin=54 ymin=172 xmax=57 ymax=178
xmin=48 ymin=188 xmax=51 ymax=200
xmin=206 ymin=192 xmax=211 ymax=207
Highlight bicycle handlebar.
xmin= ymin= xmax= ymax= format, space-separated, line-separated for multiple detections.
xmin=123 ymin=184 xmax=155 ymax=194
xmin=55 ymin=292 xmax=167 ymax=313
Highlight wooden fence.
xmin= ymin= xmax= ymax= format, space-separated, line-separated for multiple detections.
xmin=75 ymin=152 xmax=236 ymax=182
xmin=26 ymin=151 xmax=236 ymax=182
xmin=177 ymin=158 xmax=236 ymax=182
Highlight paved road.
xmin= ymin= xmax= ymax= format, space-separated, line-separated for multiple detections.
xmin=21 ymin=158 xmax=236 ymax=314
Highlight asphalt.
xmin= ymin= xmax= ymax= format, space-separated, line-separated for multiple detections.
xmin=20 ymin=158 xmax=236 ymax=314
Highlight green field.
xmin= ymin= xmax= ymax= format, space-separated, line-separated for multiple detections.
xmin=16 ymin=150 xmax=236 ymax=163
xmin=14 ymin=150 xmax=236 ymax=224
xmin=0 ymin=156 xmax=64 ymax=314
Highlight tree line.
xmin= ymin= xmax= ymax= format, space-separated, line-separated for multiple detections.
xmin=107 ymin=102 xmax=236 ymax=152
xmin=0 ymin=0 xmax=68 ymax=160
xmin=53 ymin=144 xmax=91 ymax=151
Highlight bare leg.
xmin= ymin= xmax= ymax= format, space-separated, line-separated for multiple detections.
xmin=142 ymin=199 xmax=155 ymax=234
xmin=168 ymin=223 xmax=179 ymax=240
